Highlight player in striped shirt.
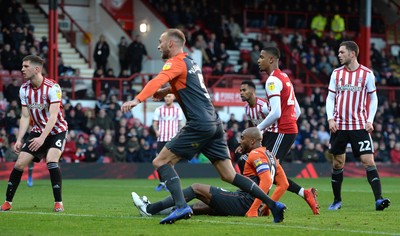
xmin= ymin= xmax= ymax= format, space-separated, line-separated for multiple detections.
xmin=153 ymin=93 xmax=183 ymax=191
xmin=153 ymin=94 xmax=183 ymax=153
xmin=1 ymin=55 xmax=68 ymax=212
xmin=326 ymin=41 xmax=390 ymax=211
xmin=255 ymin=47 xmax=320 ymax=215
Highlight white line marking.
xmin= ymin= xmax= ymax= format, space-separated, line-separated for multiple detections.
xmin=3 ymin=211 xmax=398 ymax=235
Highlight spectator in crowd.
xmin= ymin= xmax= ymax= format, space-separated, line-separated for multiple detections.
xmin=101 ymin=133 xmax=116 ymax=161
xmin=330 ymin=14 xmax=345 ymax=41
xmin=65 ymin=108 xmax=82 ymax=132
xmin=137 ymin=141 xmax=155 ymax=163
xmin=301 ymin=141 xmax=319 ymax=163
xmin=84 ymin=144 xmax=100 ymax=162
xmin=14 ymin=4 xmax=31 ymax=28
xmin=62 ymin=132 xmax=78 ymax=163
xmin=83 ymin=109 xmax=96 ymax=134
xmin=0 ymin=138 xmax=6 ymax=162
xmin=127 ymin=35 xmax=151 ymax=76
xmin=113 ymin=143 xmax=127 ymax=162
xmin=94 ymin=109 xmax=115 ymax=132
xmin=310 ymin=13 xmax=327 ymax=38
xmin=118 ymin=36 xmax=129 ymax=74
xmin=228 ymin=16 xmax=242 ymax=49
xmin=93 ymin=34 xmax=110 ymax=72
xmin=4 ymin=78 xmax=20 ymax=103
xmin=126 ymin=135 xmax=140 ymax=162
xmin=374 ymin=142 xmax=390 ymax=163
xmin=1 ymin=44 xmax=17 ymax=70
xmin=390 ymin=142 xmax=400 ymax=163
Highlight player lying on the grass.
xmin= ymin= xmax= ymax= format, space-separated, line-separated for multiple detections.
xmin=132 ymin=127 xmax=289 ymax=217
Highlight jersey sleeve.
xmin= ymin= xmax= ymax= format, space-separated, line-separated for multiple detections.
xmin=158 ymin=58 xmax=186 ymax=82
xmin=135 ymin=58 xmax=186 ymax=102
xmin=365 ymin=71 xmax=377 ymax=94
xmin=265 ymin=76 xmax=283 ymax=98
xmin=48 ymin=83 xmax=62 ymax=103
xmin=328 ymin=72 xmax=336 ymax=93
xmin=177 ymin=107 xmax=184 ymax=120
xmin=19 ymin=86 xmax=26 ymax=106
xmin=248 ymin=150 xmax=271 ymax=175
xmin=153 ymin=106 xmax=161 ymax=121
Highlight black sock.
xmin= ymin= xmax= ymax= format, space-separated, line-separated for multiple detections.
xmin=28 ymin=162 xmax=34 ymax=178
xmin=366 ymin=166 xmax=382 ymax=201
xmin=287 ymin=178 xmax=302 ymax=195
xmin=6 ymin=168 xmax=23 ymax=202
xmin=232 ymin=174 xmax=276 ymax=209
xmin=147 ymin=186 xmax=196 ymax=215
xmin=331 ymin=168 xmax=343 ymax=202
xmin=47 ymin=162 xmax=62 ymax=202
xmin=157 ymin=164 xmax=186 ymax=208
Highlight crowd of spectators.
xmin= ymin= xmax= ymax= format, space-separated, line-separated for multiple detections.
xmin=1 ymin=0 xmax=400 ymax=164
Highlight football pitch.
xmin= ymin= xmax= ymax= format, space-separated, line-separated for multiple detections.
xmin=0 ymin=177 xmax=398 ymax=236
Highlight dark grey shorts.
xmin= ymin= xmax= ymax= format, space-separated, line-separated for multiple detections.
xmin=208 ymin=186 xmax=254 ymax=216
xmin=166 ymin=122 xmax=230 ymax=163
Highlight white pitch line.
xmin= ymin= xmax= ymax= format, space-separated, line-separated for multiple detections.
xmin=2 ymin=211 xmax=398 ymax=235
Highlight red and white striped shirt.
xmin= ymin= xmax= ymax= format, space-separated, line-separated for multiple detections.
xmin=264 ymin=69 xmax=298 ymax=134
xmin=328 ymin=65 xmax=376 ymax=130
xmin=244 ymin=97 xmax=268 ymax=127
xmin=19 ymin=78 xmax=68 ymax=134
xmin=153 ymin=104 xmax=183 ymax=142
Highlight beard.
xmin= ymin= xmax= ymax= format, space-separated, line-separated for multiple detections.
xmin=161 ymin=49 xmax=170 ymax=60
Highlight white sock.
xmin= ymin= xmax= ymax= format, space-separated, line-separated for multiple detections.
xmin=298 ymin=188 xmax=305 ymax=198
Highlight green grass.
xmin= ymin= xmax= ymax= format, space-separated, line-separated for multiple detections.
xmin=0 ymin=178 xmax=398 ymax=236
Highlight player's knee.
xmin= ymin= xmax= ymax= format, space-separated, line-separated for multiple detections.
xmin=152 ymin=158 xmax=163 ymax=169
xmin=14 ymin=159 xmax=29 ymax=170
xmin=191 ymin=183 xmax=202 ymax=194
xmin=220 ymin=173 xmax=234 ymax=183
xmin=332 ymin=155 xmax=345 ymax=168
xmin=360 ymin=154 xmax=375 ymax=168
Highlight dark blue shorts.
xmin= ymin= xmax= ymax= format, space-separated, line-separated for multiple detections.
xmin=208 ymin=186 xmax=254 ymax=216
xmin=21 ymin=131 xmax=67 ymax=162
xmin=166 ymin=122 xmax=230 ymax=163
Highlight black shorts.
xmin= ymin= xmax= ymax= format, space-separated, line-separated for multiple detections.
xmin=166 ymin=122 xmax=230 ymax=162
xmin=208 ymin=186 xmax=254 ymax=216
xmin=21 ymin=131 xmax=67 ymax=162
xmin=156 ymin=142 xmax=167 ymax=154
xmin=329 ymin=130 xmax=374 ymax=157
xmin=262 ymin=132 xmax=297 ymax=162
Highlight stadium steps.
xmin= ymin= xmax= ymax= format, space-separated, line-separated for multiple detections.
xmin=21 ymin=3 xmax=95 ymax=79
